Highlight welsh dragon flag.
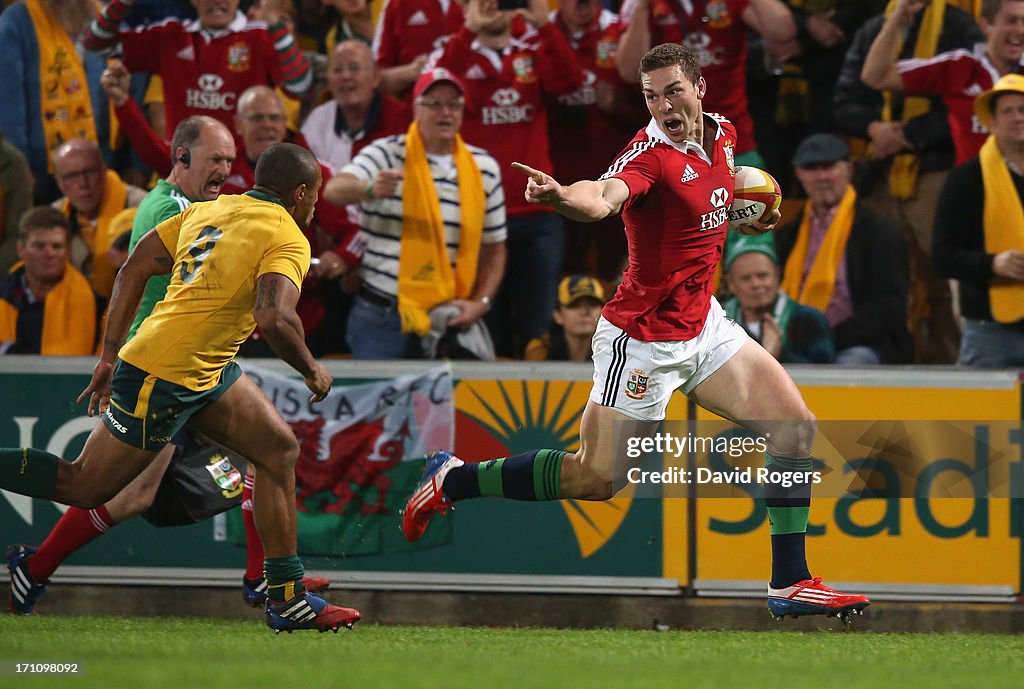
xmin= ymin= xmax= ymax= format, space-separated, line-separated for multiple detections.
xmin=226 ymin=363 xmax=455 ymax=556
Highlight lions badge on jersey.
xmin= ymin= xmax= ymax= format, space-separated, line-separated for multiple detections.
xmin=625 ymin=369 xmax=649 ymax=400
xmin=596 ymin=38 xmax=617 ymax=69
xmin=227 ymin=42 xmax=252 ymax=73
xmin=513 ymin=53 xmax=537 ymax=84
xmin=706 ymin=0 xmax=733 ymax=29
xmin=724 ymin=139 xmax=736 ymax=176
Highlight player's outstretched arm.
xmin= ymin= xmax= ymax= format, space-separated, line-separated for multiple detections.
xmin=253 ymin=273 xmax=333 ymax=403
xmin=511 ymin=162 xmax=629 ymax=223
xmin=79 ymin=229 xmax=173 ymax=415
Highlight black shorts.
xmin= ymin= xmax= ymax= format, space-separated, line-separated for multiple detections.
xmin=142 ymin=432 xmax=246 ymax=527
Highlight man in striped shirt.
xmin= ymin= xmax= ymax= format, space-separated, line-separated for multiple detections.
xmin=323 ymin=68 xmax=507 ymax=359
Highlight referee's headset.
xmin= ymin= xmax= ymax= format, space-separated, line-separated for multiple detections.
xmin=178 ymin=148 xmax=191 ymax=168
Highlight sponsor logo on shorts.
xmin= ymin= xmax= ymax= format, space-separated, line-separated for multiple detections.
xmin=625 ymin=369 xmax=649 ymax=400
xmin=105 ymin=407 xmax=128 ymax=434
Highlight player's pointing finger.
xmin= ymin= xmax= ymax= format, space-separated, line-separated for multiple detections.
xmin=511 ymin=162 xmax=543 ymax=181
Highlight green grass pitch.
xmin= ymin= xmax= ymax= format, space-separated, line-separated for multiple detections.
xmin=1 ymin=616 xmax=1022 ymax=689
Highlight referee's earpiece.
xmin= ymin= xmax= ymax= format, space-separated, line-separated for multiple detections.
xmin=178 ymin=148 xmax=191 ymax=168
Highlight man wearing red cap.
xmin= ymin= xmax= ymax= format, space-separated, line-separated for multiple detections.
xmin=430 ymin=0 xmax=584 ymax=358
xmin=323 ymin=68 xmax=508 ymax=359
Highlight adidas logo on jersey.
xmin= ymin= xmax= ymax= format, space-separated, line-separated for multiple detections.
xmin=176 ymin=45 xmax=195 ymax=61
xmin=680 ymin=164 xmax=699 ymax=183
xmin=465 ymin=64 xmax=487 ymax=80
xmin=408 ymin=10 xmax=429 ymax=26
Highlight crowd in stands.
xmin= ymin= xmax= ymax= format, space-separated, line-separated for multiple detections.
xmin=0 ymin=0 xmax=1021 ymax=368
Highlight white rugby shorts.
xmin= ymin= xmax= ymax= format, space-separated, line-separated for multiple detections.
xmin=590 ymin=297 xmax=749 ymax=421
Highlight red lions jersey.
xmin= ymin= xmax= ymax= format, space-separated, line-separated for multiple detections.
xmin=618 ymin=0 xmax=755 ymax=154
xmin=548 ymin=9 xmax=640 ymax=183
xmin=119 ymin=15 xmax=290 ymax=138
xmin=433 ymin=24 xmax=584 ymax=217
xmin=373 ymin=0 xmax=465 ymax=70
xmin=899 ymin=43 xmax=1023 ymax=164
xmin=599 ymin=114 xmax=738 ymax=341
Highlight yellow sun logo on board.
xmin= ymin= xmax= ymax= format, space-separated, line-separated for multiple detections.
xmin=455 ymin=379 xmax=635 ymax=558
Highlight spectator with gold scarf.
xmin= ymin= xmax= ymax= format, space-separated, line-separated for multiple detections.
xmin=0 ymin=0 xmax=110 ymax=205
xmin=0 ymin=206 xmax=102 ymax=355
xmin=323 ymin=68 xmax=507 ymax=359
xmin=934 ymin=74 xmax=1024 ymax=368
xmin=775 ymin=133 xmax=911 ymax=365
xmin=49 ymin=138 xmax=146 ymax=299
xmin=834 ymin=0 xmax=980 ymax=365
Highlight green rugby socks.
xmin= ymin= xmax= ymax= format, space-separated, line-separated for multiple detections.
xmin=0 ymin=448 xmax=62 ymax=500
xmin=265 ymin=554 xmax=306 ymax=603
xmin=765 ymin=453 xmax=813 ymax=588
xmin=442 ymin=449 xmax=567 ymax=501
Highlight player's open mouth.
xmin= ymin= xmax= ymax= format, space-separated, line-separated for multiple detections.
xmin=664 ymin=118 xmax=683 ymax=134
xmin=207 ymin=180 xmax=224 ymax=194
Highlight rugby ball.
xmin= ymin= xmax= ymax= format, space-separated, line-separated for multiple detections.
xmin=728 ymin=166 xmax=782 ymax=235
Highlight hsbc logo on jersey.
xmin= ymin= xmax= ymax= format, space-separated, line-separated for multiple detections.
xmin=699 ymin=187 xmax=730 ymax=231
xmin=685 ymin=31 xmax=725 ymax=68
xmin=557 ymin=70 xmax=598 ymax=107
xmin=186 ymin=73 xmax=236 ymax=111
xmin=491 ymin=88 xmax=520 ymax=106
xmin=482 ymin=88 xmax=534 ymax=125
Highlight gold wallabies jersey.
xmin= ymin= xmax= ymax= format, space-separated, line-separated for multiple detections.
xmin=119 ymin=191 xmax=310 ymax=391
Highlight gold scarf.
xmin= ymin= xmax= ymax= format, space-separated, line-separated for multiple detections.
xmin=780 ymin=184 xmax=857 ymax=313
xmin=397 ymin=122 xmax=484 ymax=336
xmin=26 ymin=0 xmax=98 ymax=173
xmin=0 ymin=261 xmax=96 ymax=355
xmin=980 ymin=135 xmax=1024 ymax=323
xmin=62 ymin=169 xmax=128 ymax=298
xmin=882 ymin=0 xmax=944 ymax=199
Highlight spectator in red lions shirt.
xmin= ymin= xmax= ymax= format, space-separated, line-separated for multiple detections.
xmin=548 ymin=0 xmax=646 ymax=280
xmin=83 ymin=0 xmax=312 ymax=139
xmin=862 ymin=0 xmax=1024 ymax=164
xmin=373 ymin=0 xmax=466 ymax=99
xmin=615 ymin=0 xmax=796 ymax=167
xmin=402 ymin=43 xmax=872 ymax=626
xmin=434 ymin=0 xmax=585 ymax=357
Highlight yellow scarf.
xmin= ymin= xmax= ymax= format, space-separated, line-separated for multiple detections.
xmin=26 ymin=0 xmax=98 ymax=173
xmin=62 ymin=169 xmax=127 ymax=298
xmin=781 ymin=184 xmax=857 ymax=313
xmin=882 ymin=0 xmax=944 ymax=199
xmin=980 ymin=135 xmax=1024 ymax=323
xmin=397 ymin=121 xmax=484 ymax=336
xmin=0 ymin=261 xmax=97 ymax=355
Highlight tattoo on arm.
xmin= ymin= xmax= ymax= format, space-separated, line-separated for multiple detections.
xmin=256 ymin=278 xmax=266 ymax=310
xmin=267 ymin=279 xmax=278 ymax=308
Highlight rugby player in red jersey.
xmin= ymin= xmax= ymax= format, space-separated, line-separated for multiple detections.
xmin=403 ymin=42 xmax=870 ymax=622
